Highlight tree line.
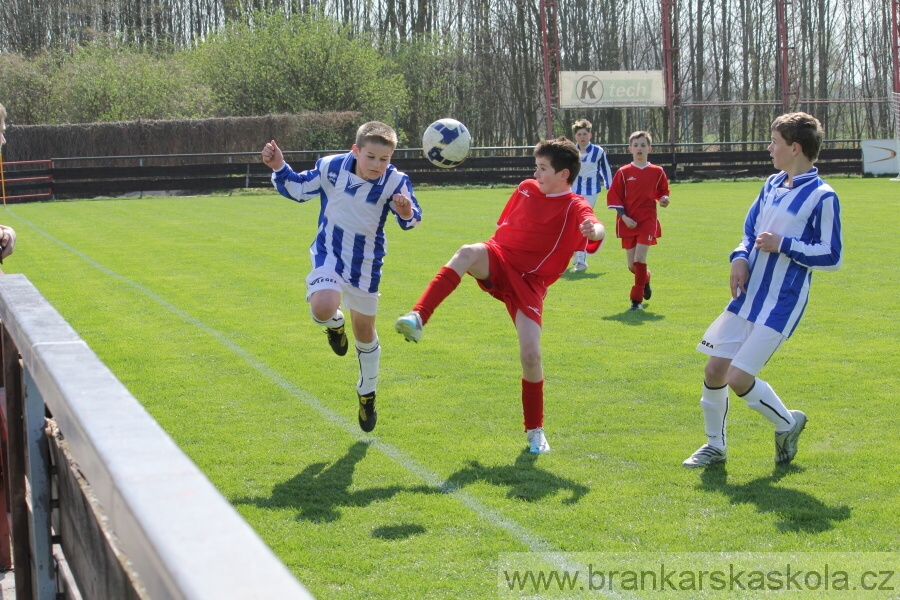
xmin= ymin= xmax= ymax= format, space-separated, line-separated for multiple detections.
xmin=0 ymin=0 xmax=895 ymax=148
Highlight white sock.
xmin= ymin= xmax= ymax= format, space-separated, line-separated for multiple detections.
xmin=701 ymin=382 xmax=728 ymax=449
xmin=356 ymin=336 xmax=380 ymax=395
xmin=741 ymin=377 xmax=795 ymax=432
xmin=312 ymin=307 xmax=344 ymax=329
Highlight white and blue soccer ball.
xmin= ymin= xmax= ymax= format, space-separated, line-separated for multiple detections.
xmin=422 ymin=118 xmax=471 ymax=168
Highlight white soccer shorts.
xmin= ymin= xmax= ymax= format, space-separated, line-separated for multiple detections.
xmin=305 ymin=266 xmax=379 ymax=317
xmin=697 ymin=311 xmax=786 ymax=376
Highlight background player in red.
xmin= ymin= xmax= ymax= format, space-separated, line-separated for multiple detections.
xmin=394 ymin=138 xmax=606 ymax=454
xmin=606 ymin=131 xmax=670 ymax=310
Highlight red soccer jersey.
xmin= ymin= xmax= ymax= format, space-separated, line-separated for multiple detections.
xmin=490 ymin=179 xmax=601 ymax=286
xmin=606 ymin=162 xmax=670 ymax=239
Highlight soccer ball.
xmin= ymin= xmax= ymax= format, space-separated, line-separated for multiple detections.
xmin=422 ymin=118 xmax=471 ymax=168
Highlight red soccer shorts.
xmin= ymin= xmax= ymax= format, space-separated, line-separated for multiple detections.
xmin=474 ymin=242 xmax=547 ymax=327
xmin=621 ymin=234 xmax=658 ymax=249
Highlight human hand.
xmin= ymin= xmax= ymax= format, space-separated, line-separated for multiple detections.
xmin=261 ymin=140 xmax=285 ymax=171
xmin=622 ymin=215 xmax=637 ymax=229
xmin=730 ymin=259 xmax=749 ymax=299
xmin=659 ymin=195 xmax=670 ymax=208
xmin=754 ymin=232 xmax=782 ymax=253
xmin=579 ymin=219 xmax=594 ymax=238
xmin=0 ymin=225 xmax=16 ymax=262
xmin=392 ymin=193 xmax=413 ymax=219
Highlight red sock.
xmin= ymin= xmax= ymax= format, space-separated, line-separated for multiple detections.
xmin=631 ymin=262 xmax=648 ymax=302
xmin=413 ymin=266 xmax=462 ymax=325
xmin=521 ymin=378 xmax=544 ymax=431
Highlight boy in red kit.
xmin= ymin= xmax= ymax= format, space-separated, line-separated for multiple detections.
xmin=394 ymin=138 xmax=606 ymax=454
xmin=606 ymin=131 xmax=670 ymax=310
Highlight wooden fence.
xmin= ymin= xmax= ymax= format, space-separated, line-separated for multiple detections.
xmin=0 ymin=148 xmax=864 ymax=203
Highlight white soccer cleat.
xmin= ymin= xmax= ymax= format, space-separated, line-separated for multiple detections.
xmin=526 ymin=427 xmax=551 ymax=454
xmin=775 ymin=410 xmax=807 ymax=464
xmin=394 ymin=311 xmax=423 ymax=343
xmin=682 ymin=444 xmax=727 ymax=468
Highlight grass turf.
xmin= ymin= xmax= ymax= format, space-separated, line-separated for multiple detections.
xmin=1 ymin=177 xmax=896 ymax=598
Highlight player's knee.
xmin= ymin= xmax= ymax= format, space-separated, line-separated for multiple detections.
xmin=520 ymin=348 xmax=542 ymax=372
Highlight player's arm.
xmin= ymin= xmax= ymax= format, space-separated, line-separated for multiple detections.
xmin=657 ymin=170 xmax=671 ymax=207
xmin=270 ymin=156 xmax=323 ymax=203
xmin=769 ymin=192 xmax=843 ymax=271
xmin=389 ymin=178 xmax=422 ymax=229
xmin=598 ymin=150 xmax=613 ymax=190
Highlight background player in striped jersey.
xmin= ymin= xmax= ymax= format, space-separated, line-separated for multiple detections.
xmin=261 ymin=121 xmax=422 ymax=433
xmin=683 ymin=112 xmax=843 ymax=468
xmin=570 ymin=119 xmax=612 ymax=271
xmin=394 ymin=138 xmax=605 ymax=454
xmin=606 ymin=131 xmax=670 ymax=310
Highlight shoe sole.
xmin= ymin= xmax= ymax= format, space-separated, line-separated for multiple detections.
xmin=682 ymin=455 xmax=726 ymax=468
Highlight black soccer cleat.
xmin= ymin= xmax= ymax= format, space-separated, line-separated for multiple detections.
xmin=357 ymin=391 xmax=378 ymax=432
xmin=644 ymin=280 xmax=652 ymax=300
xmin=326 ymin=325 xmax=348 ymax=356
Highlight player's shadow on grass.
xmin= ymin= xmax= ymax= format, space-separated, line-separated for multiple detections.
xmin=441 ymin=450 xmax=589 ymax=504
xmin=601 ymin=307 xmax=665 ymax=325
xmin=560 ymin=270 xmax=604 ymax=281
xmin=698 ymin=463 xmax=851 ymax=533
xmin=233 ymin=441 xmax=433 ymax=523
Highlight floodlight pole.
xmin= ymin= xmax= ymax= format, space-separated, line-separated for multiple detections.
xmin=540 ymin=0 xmax=561 ymax=139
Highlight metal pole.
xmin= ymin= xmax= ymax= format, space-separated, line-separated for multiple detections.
xmin=777 ymin=0 xmax=792 ymax=113
xmin=539 ymin=0 xmax=560 ymax=139
xmin=661 ymin=0 xmax=678 ymax=150
xmin=893 ymin=0 xmax=900 ymax=94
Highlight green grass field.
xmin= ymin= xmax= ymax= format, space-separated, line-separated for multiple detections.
xmin=1 ymin=177 xmax=897 ymax=598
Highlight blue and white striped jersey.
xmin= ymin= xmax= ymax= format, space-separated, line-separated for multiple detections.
xmin=573 ymin=143 xmax=613 ymax=199
xmin=271 ymin=152 xmax=421 ymax=294
xmin=727 ymin=168 xmax=842 ymax=336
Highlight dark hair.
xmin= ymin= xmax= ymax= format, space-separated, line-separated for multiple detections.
xmin=534 ymin=137 xmax=580 ymax=184
xmin=771 ymin=112 xmax=824 ymax=161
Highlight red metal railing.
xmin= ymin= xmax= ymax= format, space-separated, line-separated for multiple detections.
xmin=0 ymin=158 xmax=53 ymax=204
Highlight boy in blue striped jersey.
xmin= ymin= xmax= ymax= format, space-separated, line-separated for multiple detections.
xmin=261 ymin=122 xmax=422 ymax=432
xmin=683 ymin=112 xmax=842 ymax=468
xmin=570 ymin=119 xmax=612 ymax=271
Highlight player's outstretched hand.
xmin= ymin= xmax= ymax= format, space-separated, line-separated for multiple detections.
xmin=392 ymin=193 xmax=414 ymax=220
xmin=261 ymin=140 xmax=285 ymax=171
xmin=659 ymin=195 xmax=670 ymax=208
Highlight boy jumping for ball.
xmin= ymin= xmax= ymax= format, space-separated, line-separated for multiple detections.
xmin=261 ymin=122 xmax=422 ymax=433
xmin=394 ymin=138 xmax=605 ymax=454
xmin=606 ymin=131 xmax=670 ymax=310
xmin=683 ymin=112 xmax=843 ymax=468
